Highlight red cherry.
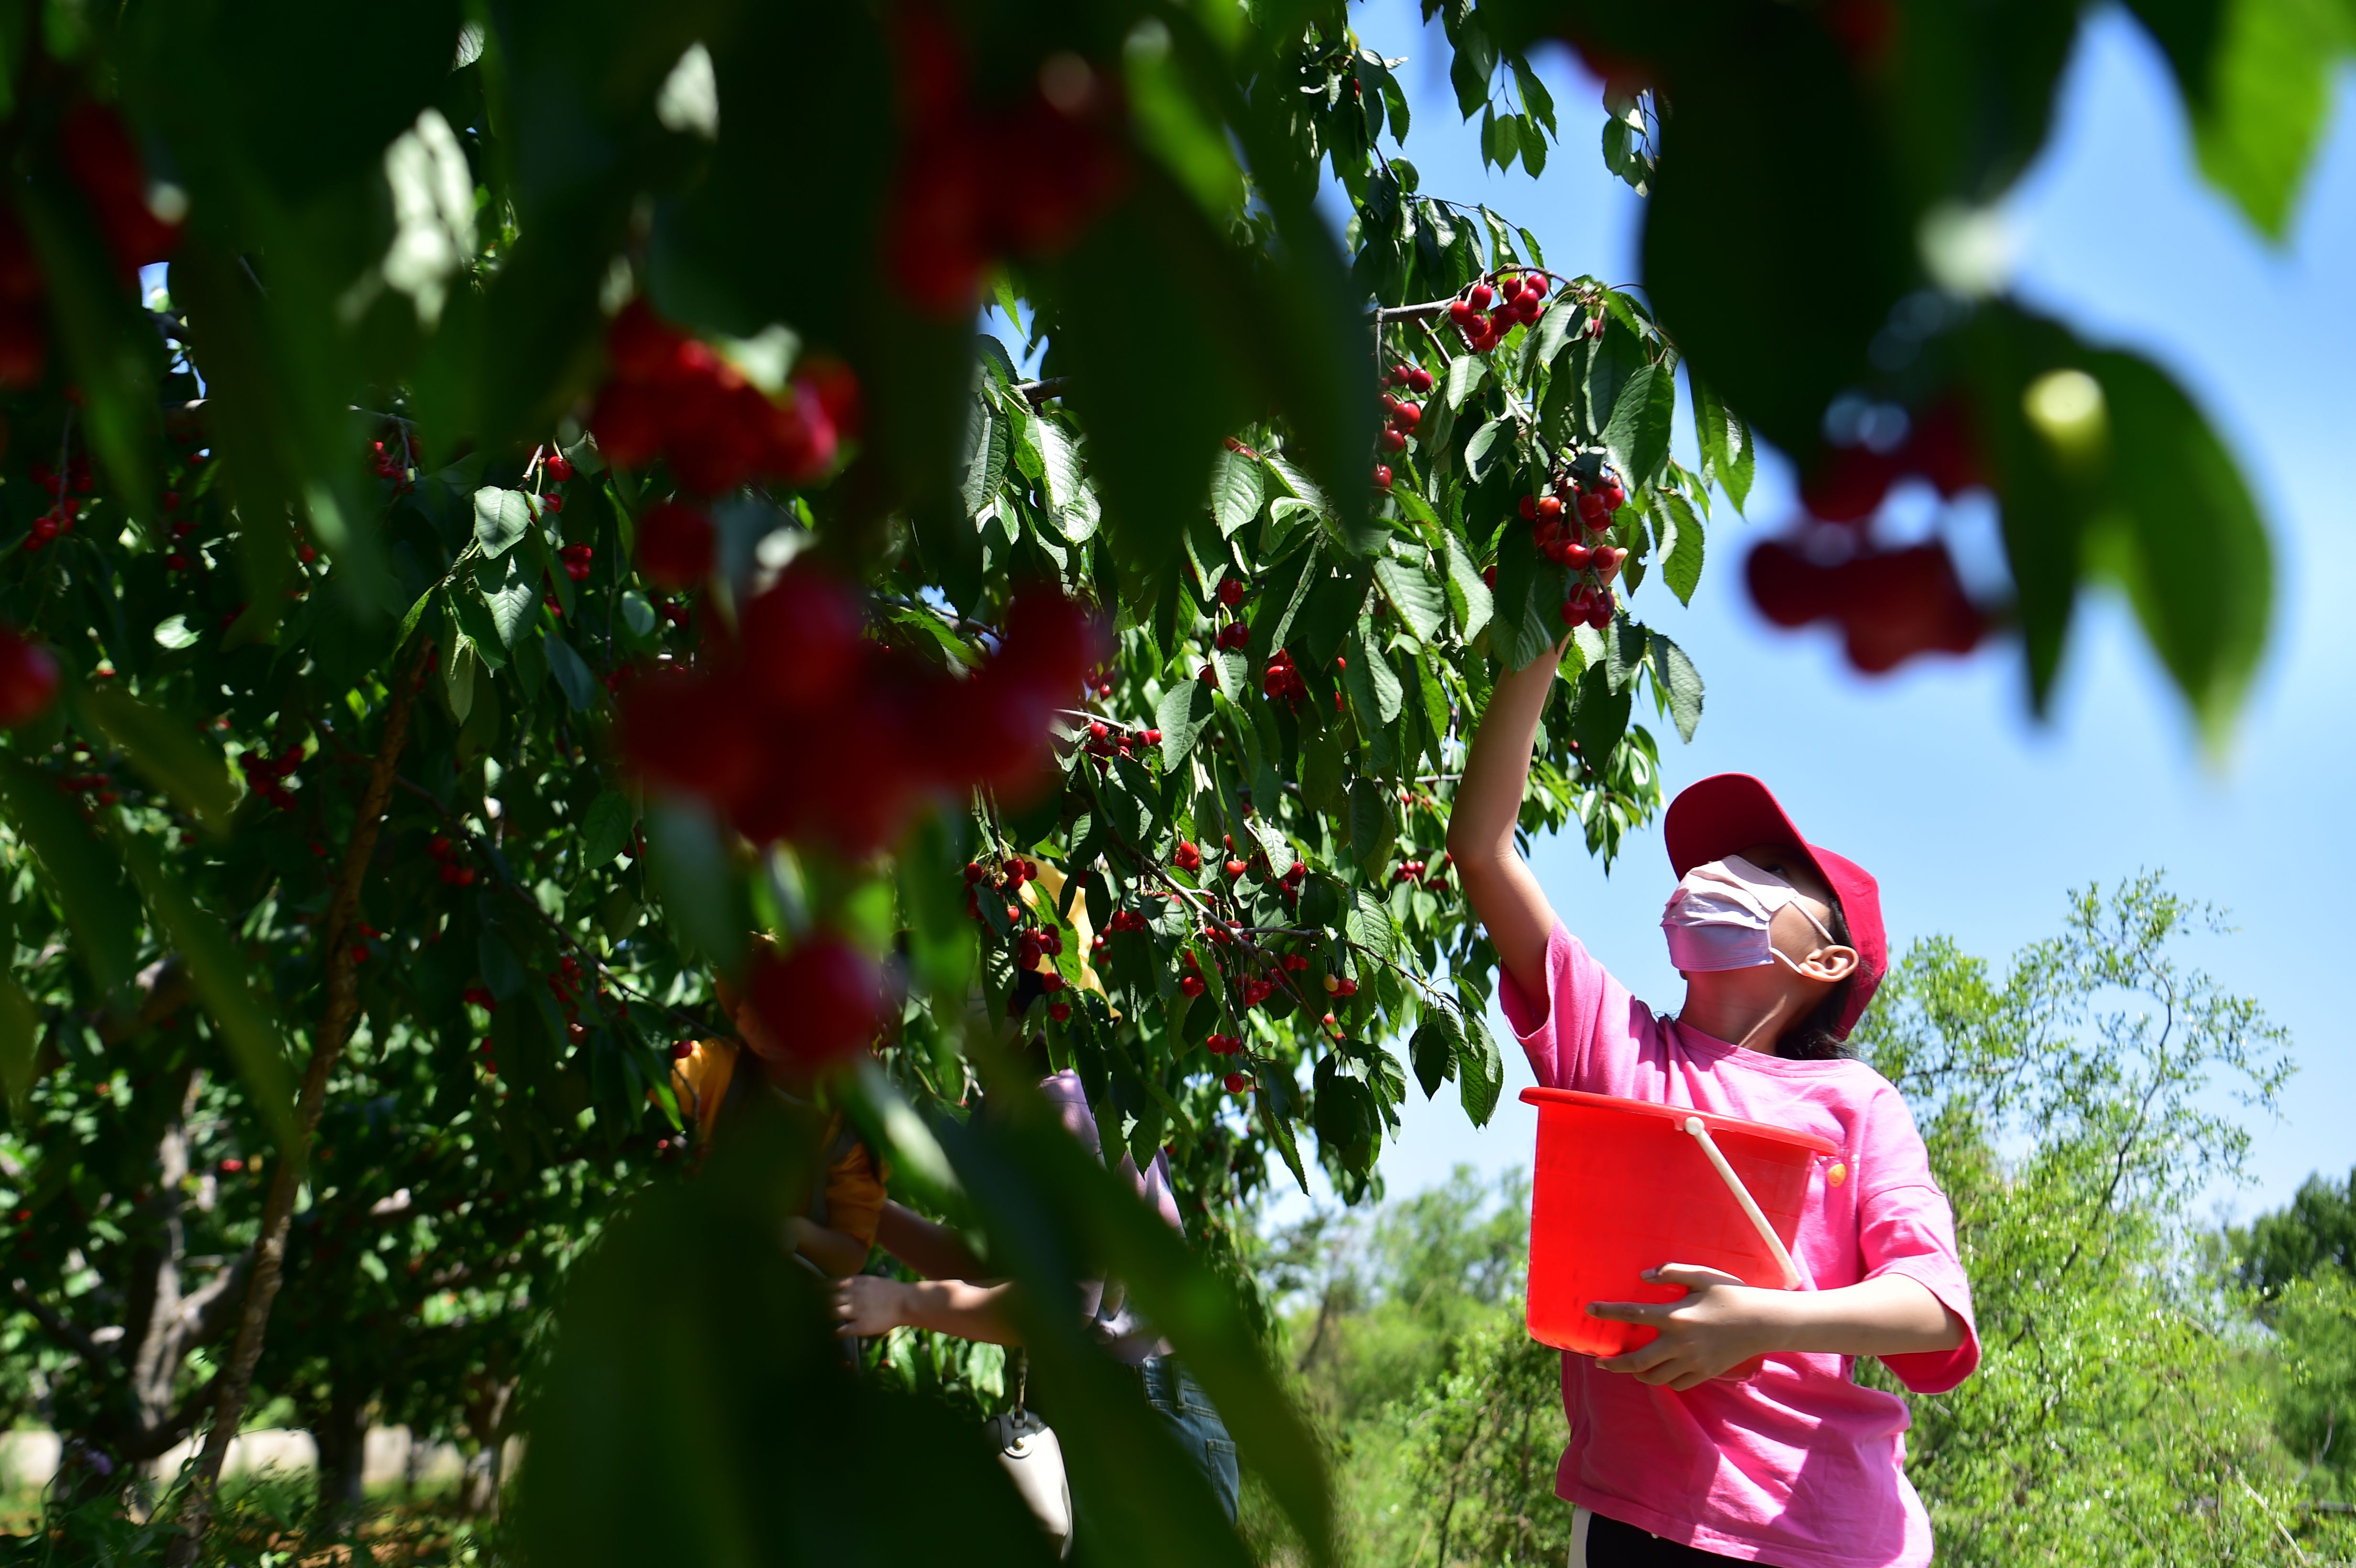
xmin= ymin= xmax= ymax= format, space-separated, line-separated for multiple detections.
xmin=1372 ymin=465 xmax=1392 ymax=490
xmin=1224 ymin=857 xmax=1246 ymax=879
xmin=545 ymin=452 xmax=575 ymax=483
xmin=1406 ymin=366 xmax=1434 ymax=393
xmin=1380 ymin=428 xmax=1407 ymax=453
xmin=1800 ymin=446 xmax=1898 ymax=524
xmin=1467 ymin=282 xmax=1494 ymax=309
xmin=1518 ymin=495 xmax=1537 ymax=521
xmin=1179 ymin=973 xmax=1205 ymax=998
xmin=1174 ymin=839 xmax=1202 ymax=872
xmin=740 ymin=562 xmax=864 ymax=711
xmin=617 ymin=668 xmax=760 ymax=806
xmin=1144 ymin=728 xmax=1161 ymax=745
xmin=1218 ymin=577 xmax=1245 ymax=607
xmin=744 ymin=934 xmax=883 ymax=1069
xmin=1391 ymin=403 xmax=1420 ymax=432
xmin=0 ymin=629 xmax=58 ymax=728
xmin=1223 ymin=1072 xmax=1250 ymax=1094
xmin=1049 ymin=1002 xmax=1072 ymax=1023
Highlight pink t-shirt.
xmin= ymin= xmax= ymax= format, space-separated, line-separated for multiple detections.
xmin=1501 ymin=925 xmax=1979 ymax=1568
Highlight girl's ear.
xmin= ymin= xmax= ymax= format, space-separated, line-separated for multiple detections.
xmin=1805 ymin=945 xmax=1860 ymax=983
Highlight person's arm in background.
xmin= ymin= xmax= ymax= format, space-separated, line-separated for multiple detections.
xmin=786 ymin=1216 xmax=873 ymax=1278
xmin=874 ymin=1198 xmax=988 ymax=1280
xmin=1445 ymin=642 xmax=1569 ymax=1000
xmin=833 ymin=1274 xmax=1024 ymax=1344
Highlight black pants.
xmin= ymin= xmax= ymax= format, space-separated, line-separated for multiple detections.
xmin=1575 ymin=1507 xmax=1738 ymax=1565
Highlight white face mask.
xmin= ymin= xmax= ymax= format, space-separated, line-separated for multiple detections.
xmin=1661 ymin=854 xmax=1838 ymax=975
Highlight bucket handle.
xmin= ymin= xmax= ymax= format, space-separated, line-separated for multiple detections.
xmin=1682 ymin=1117 xmax=1801 ymax=1289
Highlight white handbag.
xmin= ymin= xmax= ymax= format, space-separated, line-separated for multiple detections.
xmin=984 ymin=1361 xmax=1072 ymax=1558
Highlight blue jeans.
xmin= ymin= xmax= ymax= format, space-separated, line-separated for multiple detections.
xmin=1138 ymin=1356 xmax=1239 ymax=1523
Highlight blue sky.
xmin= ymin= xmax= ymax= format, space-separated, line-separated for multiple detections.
xmin=1338 ymin=4 xmax=2356 ymax=1224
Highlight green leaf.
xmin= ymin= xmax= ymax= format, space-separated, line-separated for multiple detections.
xmin=1490 ymin=521 xmax=1561 ymax=670
xmin=1441 ymin=530 xmax=1494 ymax=643
xmin=2083 ymin=346 xmax=2273 ymax=739
xmin=960 ymin=396 xmax=1008 ymax=517
xmin=1345 ymin=886 xmax=1397 ymax=960
xmin=1648 ymin=630 xmax=1706 ymax=743
xmin=1603 ymin=615 xmax=1648 ymax=697
xmin=645 ymin=802 xmax=746 ymax=970
xmin=1602 ymin=362 xmax=1677 ymax=488
xmin=544 ymin=633 xmax=597 ymax=713
xmin=473 ymin=487 xmax=535 ymax=558
xmin=1347 ymin=779 xmax=1396 ymax=878
xmin=1312 ymin=1054 xmax=1380 ymax=1169
xmin=1029 ymin=417 xmax=1101 ymax=544
xmin=451 ymin=584 xmax=511 ymax=673
xmin=77 ymin=686 xmax=237 ymax=833
xmin=1156 ymin=677 xmax=1217 ymax=770
xmin=0 ymin=756 xmax=139 ymax=996
xmin=109 ymin=820 xmax=299 ymax=1155
xmin=1373 ymin=558 xmax=1446 ymax=646
xmin=1248 ymin=815 xmax=1297 ymax=881
xmin=1444 ymin=354 xmax=1488 ymax=412
xmin=1208 ymin=446 xmax=1267 ymax=537
xmin=481 ymin=548 xmax=540 ymax=648
xmin=1455 ymin=1012 xmax=1505 ymax=1126
xmin=1344 ymin=626 xmax=1403 ymax=725
xmin=1571 ymin=660 xmax=1633 ymax=768
xmin=1462 ymin=417 xmax=1510 ymax=484
xmin=578 ymin=791 xmax=634 ymax=872
xmin=1410 ymin=1005 xmax=1462 ymax=1099
xmin=1657 ymin=489 xmax=1707 ymax=607
xmin=1691 ymin=372 xmax=1755 ymax=512
xmin=2188 ymin=0 xmax=2344 ymax=238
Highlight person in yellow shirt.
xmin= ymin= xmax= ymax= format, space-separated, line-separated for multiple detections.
xmin=660 ymin=941 xmax=889 ymax=1278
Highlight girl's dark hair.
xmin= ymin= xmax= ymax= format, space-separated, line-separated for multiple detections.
xmin=1776 ymin=893 xmax=1855 ymax=1062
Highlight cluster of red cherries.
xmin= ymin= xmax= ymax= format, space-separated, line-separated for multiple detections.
xmin=590 ymin=302 xmax=849 ymax=496
xmin=1260 ymin=647 xmax=1308 ymax=702
xmin=1447 ymin=272 xmax=1557 ymax=354
xmin=428 ymin=833 xmax=479 ymax=886
xmin=886 ymin=13 xmax=1129 ymax=315
xmin=1520 ymin=472 xmax=1630 ymax=630
xmin=370 ymin=434 xmax=418 ymax=490
xmin=557 ymin=543 xmax=594 ymax=582
xmin=1392 ymin=853 xmax=1450 ymax=886
xmin=1745 ymin=399 xmax=1986 ymax=674
xmin=0 ymin=103 xmax=182 ymax=390
xmin=1079 ymin=718 xmax=1160 ymax=765
xmin=239 ymin=744 xmax=304 ymax=810
xmin=1372 ymin=361 xmax=1434 ymax=490
xmin=21 ymin=456 xmax=94 ymax=553
xmin=621 ymin=566 xmax=1099 ymax=858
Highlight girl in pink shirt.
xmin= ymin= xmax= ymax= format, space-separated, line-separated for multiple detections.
xmin=1446 ymin=644 xmax=1978 ymax=1568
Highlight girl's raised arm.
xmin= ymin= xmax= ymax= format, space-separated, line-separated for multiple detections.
xmin=1446 ymin=642 xmax=1567 ymax=1000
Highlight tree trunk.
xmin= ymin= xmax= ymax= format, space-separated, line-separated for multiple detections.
xmin=310 ymin=1383 xmax=370 ymax=1530
xmin=166 ymin=642 xmax=430 ymax=1564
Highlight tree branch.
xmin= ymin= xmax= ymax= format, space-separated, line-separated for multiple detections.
xmin=8 ymin=1279 xmax=109 ymax=1366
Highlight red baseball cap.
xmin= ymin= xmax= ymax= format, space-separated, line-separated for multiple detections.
xmin=1662 ymin=773 xmax=1885 ymax=1039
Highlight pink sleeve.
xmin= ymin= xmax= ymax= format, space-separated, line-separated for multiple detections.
xmin=1854 ymin=1089 xmax=1981 ymax=1394
xmin=1495 ymin=923 xmax=1633 ymax=1091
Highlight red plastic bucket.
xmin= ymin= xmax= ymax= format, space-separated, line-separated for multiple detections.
xmin=1522 ymin=1088 xmax=1838 ymax=1357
